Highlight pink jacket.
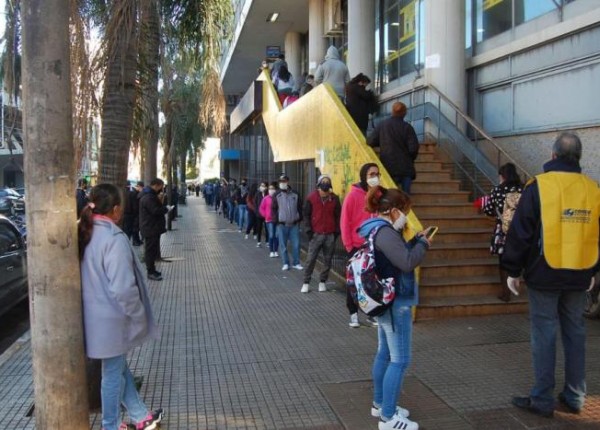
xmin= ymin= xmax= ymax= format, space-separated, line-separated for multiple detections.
xmin=340 ymin=184 xmax=375 ymax=252
xmin=259 ymin=194 xmax=274 ymax=222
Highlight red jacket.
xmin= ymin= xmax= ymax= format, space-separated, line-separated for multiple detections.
xmin=303 ymin=190 xmax=341 ymax=235
xmin=340 ymin=184 xmax=375 ymax=252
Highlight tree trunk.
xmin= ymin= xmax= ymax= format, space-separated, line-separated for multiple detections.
xmin=179 ymin=151 xmax=187 ymax=199
xmin=22 ymin=0 xmax=89 ymax=428
xmin=98 ymin=0 xmax=138 ymax=186
xmin=140 ymin=0 xmax=160 ymax=184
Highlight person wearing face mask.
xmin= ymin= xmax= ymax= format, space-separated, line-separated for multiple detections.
xmin=254 ymin=181 xmax=269 ymax=248
xmin=259 ymin=182 xmax=279 ymax=257
xmin=271 ymin=174 xmax=303 ymax=271
xmin=300 ymin=174 xmax=341 ymax=293
xmin=341 ymin=163 xmax=381 ymax=327
xmin=358 ymin=186 xmax=431 ymax=430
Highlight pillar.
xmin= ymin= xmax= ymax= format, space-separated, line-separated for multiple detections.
xmin=284 ymin=31 xmax=302 ymax=85
xmin=424 ymin=0 xmax=466 ymax=111
xmin=308 ymin=0 xmax=326 ymax=74
xmin=347 ymin=0 xmax=376 ymax=83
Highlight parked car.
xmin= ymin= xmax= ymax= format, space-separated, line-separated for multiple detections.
xmin=0 ymin=215 xmax=28 ymax=317
xmin=0 ymin=188 xmax=25 ymax=215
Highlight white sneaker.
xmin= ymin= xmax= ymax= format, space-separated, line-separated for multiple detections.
xmin=282 ymin=264 xmax=289 ymax=271
xmin=318 ymin=282 xmax=327 ymax=292
xmin=269 ymin=252 xmax=276 ymax=258
xmin=244 ymin=234 xmax=249 ymax=239
xmin=349 ymin=313 xmax=360 ymax=328
xmin=301 ymin=283 xmax=310 ymax=293
xmin=371 ymin=404 xmax=410 ymax=419
xmin=292 ymin=264 xmax=304 ymax=270
xmin=378 ymin=412 xmax=418 ymax=430
xmin=253 ymin=235 xmax=257 ymax=240
xmin=256 ymin=242 xmax=261 ymax=248
xmin=274 ymin=252 xmax=279 ymax=257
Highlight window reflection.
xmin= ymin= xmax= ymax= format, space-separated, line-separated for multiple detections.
xmin=377 ymin=0 xmax=425 ymax=87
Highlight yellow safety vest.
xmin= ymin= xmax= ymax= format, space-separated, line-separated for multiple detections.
xmin=536 ymin=171 xmax=600 ymax=270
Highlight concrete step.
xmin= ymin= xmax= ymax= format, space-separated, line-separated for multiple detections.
xmin=414 ymin=161 xmax=445 ymax=171
xmin=426 ymin=242 xmax=491 ymax=260
xmin=420 ymin=257 xmax=499 ymax=278
xmin=411 ymin=179 xmax=461 ymax=193
xmin=428 ymin=227 xmax=491 ymax=244
xmin=419 ymin=275 xmax=501 ymax=298
xmin=415 ymin=171 xmax=453 ymax=182
xmin=410 ymin=191 xmax=471 ymax=204
xmin=416 ymin=295 xmax=529 ymax=320
xmin=412 ymin=202 xmax=478 ymax=217
xmin=417 ymin=152 xmax=437 ymax=162
xmin=416 ymin=214 xmax=494 ymax=229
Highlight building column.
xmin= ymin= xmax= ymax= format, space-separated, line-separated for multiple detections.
xmin=347 ymin=0 xmax=375 ymax=83
xmin=284 ymin=31 xmax=302 ymax=85
xmin=308 ymin=0 xmax=326 ymax=74
xmin=424 ymin=0 xmax=466 ymax=111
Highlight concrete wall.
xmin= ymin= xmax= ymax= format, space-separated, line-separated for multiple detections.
xmin=494 ymin=126 xmax=600 ymax=183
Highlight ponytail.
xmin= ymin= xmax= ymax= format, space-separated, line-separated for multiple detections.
xmin=77 ymin=183 xmax=122 ymax=260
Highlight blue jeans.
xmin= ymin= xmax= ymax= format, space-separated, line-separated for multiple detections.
xmin=397 ymin=176 xmax=412 ymax=195
xmin=277 ymin=224 xmax=300 ymax=266
xmin=372 ymin=302 xmax=413 ymax=421
xmin=101 ymin=355 xmax=149 ymax=430
xmin=237 ymin=204 xmax=247 ymax=230
xmin=527 ymin=287 xmax=586 ymax=411
xmin=266 ymin=222 xmax=279 ymax=252
xmin=226 ymin=200 xmax=235 ymax=223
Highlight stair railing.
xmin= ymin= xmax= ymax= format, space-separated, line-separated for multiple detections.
xmin=405 ymin=83 xmax=531 ymax=199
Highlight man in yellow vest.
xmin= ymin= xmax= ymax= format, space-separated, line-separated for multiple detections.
xmin=502 ymin=132 xmax=600 ymax=418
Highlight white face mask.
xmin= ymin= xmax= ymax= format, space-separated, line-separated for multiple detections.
xmin=259 ymin=186 xmax=267 ymax=192
xmin=268 ymin=189 xmax=276 ymax=196
xmin=279 ymin=182 xmax=288 ymax=190
xmin=392 ymin=210 xmax=408 ymax=231
xmin=366 ymin=176 xmax=380 ymax=188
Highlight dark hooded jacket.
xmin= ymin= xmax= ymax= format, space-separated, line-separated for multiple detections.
xmin=139 ymin=186 xmax=167 ymax=237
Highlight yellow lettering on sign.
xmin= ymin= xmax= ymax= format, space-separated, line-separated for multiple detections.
xmin=398 ymin=41 xmax=416 ymax=57
xmin=483 ymin=0 xmax=503 ymax=11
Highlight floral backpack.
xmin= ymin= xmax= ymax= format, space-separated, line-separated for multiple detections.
xmin=346 ymin=225 xmax=396 ymax=317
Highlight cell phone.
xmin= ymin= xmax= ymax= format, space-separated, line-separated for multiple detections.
xmin=425 ymin=226 xmax=438 ymax=239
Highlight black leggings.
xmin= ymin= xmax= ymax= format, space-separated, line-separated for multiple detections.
xmin=346 ymin=248 xmax=358 ymax=314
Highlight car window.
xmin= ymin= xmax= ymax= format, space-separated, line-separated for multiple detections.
xmin=0 ymin=190 xmax=8 ymax=197
xmin=0 ymin=223 xmax=21 ymax=254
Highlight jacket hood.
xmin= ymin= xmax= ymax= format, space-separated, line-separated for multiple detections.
xmin=325 ymin=46 xmax=340 ymax=61
xmin=93 ymin=217 xmax=123 ymax=237
xmin=358 ymin=217 xmax=390 ymax=239
xmin=351 ymin=183 xmax=367 ymax=195
xmin=141 ymin=186 xmax=154 ymax=195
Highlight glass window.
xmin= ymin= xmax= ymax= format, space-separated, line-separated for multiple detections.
xmin=514 ymin=0 xmax=556 ymax=26
xmin=476 ymin=0 xmax=512 ymax=43
xmin=377 ymin=0 xmax=424 ymax=87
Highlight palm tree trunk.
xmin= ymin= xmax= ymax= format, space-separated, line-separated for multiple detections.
xmin=140 ymin=0 xmax=160 ymax=183
xmin=22 ymin=0 xmax=89 ymax=427
xmin=98 ymin=0 xmax=138 ymax=185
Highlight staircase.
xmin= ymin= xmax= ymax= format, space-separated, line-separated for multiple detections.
xmin=411 ymin=143 xmax=528 ymax=319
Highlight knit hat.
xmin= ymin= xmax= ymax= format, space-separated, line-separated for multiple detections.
xmin=317 ymin=174 xmax=331 ymax=185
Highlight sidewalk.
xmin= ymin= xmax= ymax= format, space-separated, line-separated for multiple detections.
xmin=1 ymin=197 xmax=599 ymax=429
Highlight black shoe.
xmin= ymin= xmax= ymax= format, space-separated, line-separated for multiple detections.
xmin=148 ymin=272 xmax=163 ymax=281
xmin=511 ymin=396 xmax=554 ymax=418
xmin=558 ymin=393 xmax=581 ymax=414
xmin=153 ymin=270 xmax=162 ymax=276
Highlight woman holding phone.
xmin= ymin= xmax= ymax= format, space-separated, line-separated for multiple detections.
xmin=358 ymin=185 xmax=431 ymax=430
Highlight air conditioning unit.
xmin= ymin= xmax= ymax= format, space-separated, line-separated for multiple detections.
xmin=324 ymin=0 xmax=343 ymax=36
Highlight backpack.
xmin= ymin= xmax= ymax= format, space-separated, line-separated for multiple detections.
xmin=346 ymin=225 xmax=396 ymax=317
xmin=501 ymin=191 xmax=522 ymax=234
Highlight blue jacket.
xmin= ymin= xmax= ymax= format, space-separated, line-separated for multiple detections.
xmin=81 ymin=219 xmax=159 ymax=358
xmin=358 ymin=218 xmax=428 ymax=306
xmin=501 ymin=158 xmax=600 ymax=290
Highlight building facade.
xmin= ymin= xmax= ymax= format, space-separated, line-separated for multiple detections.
xmin=220 ymin=0 xmax=600 ymax=186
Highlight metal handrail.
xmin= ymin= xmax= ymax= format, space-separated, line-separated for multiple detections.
xmin=423 ymin=83 xmax=531 ymax=180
